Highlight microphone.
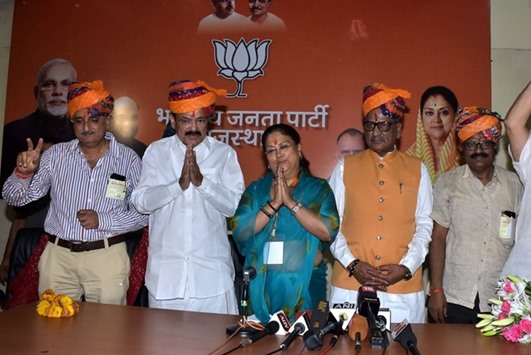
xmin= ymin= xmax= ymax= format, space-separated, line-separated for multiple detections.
xmin=241 ymin=266 xmax=256 ymax=316
xmin=287 ymin=311 xmax=311 ymax=335
xmin=241 ymin=320 xmax=280 ymax=347
xmin=243 ymin=266 xmax=256 ymax=282
xmin=263 ymin=312 xmax=310 ymax=354
xmin=391 ymin=319 xmax=421 ymax=355
xmin=269 ymin=310 xmax=292 ymax=335
xmin=280 ymin=323 xmax=305 ymax=350
xmin=330 ymin=302 xmax=356 ymax=331
xmin=376 ymin=314 xmax=387 ymax=332
xmin=329 ymin=312 xmax=347 ymax=347
xmin=226 ymin=266 xmax=258 ymax=336
xmin=303 ymin=300 xmax=331 ymax=350
xmin=348 ymin=313 xmax=369 ymax=354
xmin=357 ymin=286 xmax=388 ymax=348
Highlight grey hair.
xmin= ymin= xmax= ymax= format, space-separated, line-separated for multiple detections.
xmin=35 ymin=58 xmax=77 ymax=85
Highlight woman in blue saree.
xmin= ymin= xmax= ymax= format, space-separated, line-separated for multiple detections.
xmin=231 ymin=124 xmax=339 ymax=323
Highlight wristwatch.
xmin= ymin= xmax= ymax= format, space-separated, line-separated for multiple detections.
xmin=401 ymin=265 xmax=412 ymax=281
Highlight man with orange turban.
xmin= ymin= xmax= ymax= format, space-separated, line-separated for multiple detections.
xmin=131 ymin=80 xmax=244 ymax=314
xmin=3 ymin=80 xmax=148 ymax=305
xmin=329 ymin=83 xmax=433 ymax=323
xmin=429 ymin=106 xmax=522 ymax=324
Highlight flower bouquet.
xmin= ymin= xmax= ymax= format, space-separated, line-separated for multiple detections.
xmin=36 ymin=289 xmax=80 ymax=318
xmin=476 ymin=275 xmax=531 ymax=343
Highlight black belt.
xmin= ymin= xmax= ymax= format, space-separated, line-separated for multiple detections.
xmin=47 ymin=234 xmax=126 ymax=253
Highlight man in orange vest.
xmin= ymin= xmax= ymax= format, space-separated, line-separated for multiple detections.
xmin=329 ymin=83 xmax=433 ymax=323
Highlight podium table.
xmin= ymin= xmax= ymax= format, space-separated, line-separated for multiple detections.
xmin=0 ymin=302 xmax=529 ymax=354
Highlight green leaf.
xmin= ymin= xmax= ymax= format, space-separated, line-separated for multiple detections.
xmin=507 ymin=275 xmax=523 ymax=284
xmin=476 ymin=318 xmax=493 ymax=328
xmin=489 ymin=298 xmax=503 ymax=305
xmin=491 ymin=316 xmax=515 ymax=327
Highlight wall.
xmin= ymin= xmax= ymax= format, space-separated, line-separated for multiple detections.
xmin=0 ymin=0 xmax=530 ymax=296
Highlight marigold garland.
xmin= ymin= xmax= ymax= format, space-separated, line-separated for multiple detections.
xmin=36 ymin=289 xmax=80 ymax=318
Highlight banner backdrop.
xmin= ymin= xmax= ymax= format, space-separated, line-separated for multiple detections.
xmin=4 ymin=0 xmax=491 ymax=183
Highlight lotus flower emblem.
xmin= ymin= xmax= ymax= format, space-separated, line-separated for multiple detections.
xmin=213 ymin=38 xmax=272 ymax=98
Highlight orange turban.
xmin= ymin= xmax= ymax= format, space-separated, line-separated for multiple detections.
xmin=67 ymin=80 xmax=114 ymax=118
xmin=168 ymin=80 xmax=226 ymax=115
xmin=362 ymin=83 xmax=411 ymax=119
xmin=455 ymin=106 xmax=503 ymax=143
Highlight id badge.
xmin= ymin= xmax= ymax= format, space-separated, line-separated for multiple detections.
xmin=264 ymin=241 xmax=284 ymax=265
xmin=499 ymin=211 xmax=516 ymax=240
xmin=106 ymin=174 xmax=126 ymax=200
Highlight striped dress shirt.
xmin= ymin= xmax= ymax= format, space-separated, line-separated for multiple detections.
xmin=3 ymin=133 xmax=147 ymax=241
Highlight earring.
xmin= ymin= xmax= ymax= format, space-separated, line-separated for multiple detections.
xmin=299 ymin=153 xmax=302 ymax=160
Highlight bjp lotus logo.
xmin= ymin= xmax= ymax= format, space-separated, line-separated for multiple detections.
xmin=213 ymin=38 xmax=272 ymax=98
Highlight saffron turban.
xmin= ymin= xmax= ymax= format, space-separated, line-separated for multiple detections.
xmin=362 ymin=83 xmax=411 ymax=119
xmin=168 ymin=80 xmax=227 ymax=115
xmin=455 ymin=106 xmax=503 ymax=143
xmin=67 ymin=80 xmax=114 ymax=118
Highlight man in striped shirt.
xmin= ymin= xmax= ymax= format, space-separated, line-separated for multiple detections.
xmin=2 ymin=80 xmax=147 ymax=305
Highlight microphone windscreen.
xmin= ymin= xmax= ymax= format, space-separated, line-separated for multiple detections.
xmin=348 ymin=314 xmax=368 ymax=341
xmin=270 ymin=310 xmax=291 ymax=335
xmin=266 ymin=320 xmax=281 ymax=334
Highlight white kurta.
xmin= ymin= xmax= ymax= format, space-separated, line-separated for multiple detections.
xmin=131 ymin=135 xmax=244 ymax=300
xmin=502 ymin=133 xmax=531 ymax=281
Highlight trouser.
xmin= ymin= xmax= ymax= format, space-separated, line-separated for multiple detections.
xmin=38 ymin=241 xmax=130 ymax=304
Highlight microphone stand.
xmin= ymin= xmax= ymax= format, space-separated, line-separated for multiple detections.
xmin=226 ymin=268 xmax=260 ymax=337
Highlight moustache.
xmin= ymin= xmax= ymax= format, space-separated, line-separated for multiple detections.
xmin=185 ymin=131 xmax=201 ymax=137
xmin=80 ymin=131 xmax=94 ymax=136
xmin=471 ymin=152 xmax=489 ymax=159
xmin=48 ymin=99 xmax=66 ymax=104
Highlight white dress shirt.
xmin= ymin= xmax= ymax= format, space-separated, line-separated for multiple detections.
xmin=131 ymin=135 xmax=244 ymax=299
xmin=502 ymin=133 xmax=531 ymax=280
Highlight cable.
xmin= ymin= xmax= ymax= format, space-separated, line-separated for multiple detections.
xmin=208 ymin=316 xmax=264 ymax=355
xmin=220 ymin=343 xmax=243 ymax=355
xmin=319 ymin=344 xmax=333 ymax=355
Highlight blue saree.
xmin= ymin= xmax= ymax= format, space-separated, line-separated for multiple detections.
xmin=231 ymin=170 xmax=339 ymax=323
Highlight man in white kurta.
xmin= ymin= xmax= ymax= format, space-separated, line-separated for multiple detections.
xmin=131 ymin=80 xmax=244 ymax=314
xmin=501 ymin=81 xmax=531 ymax=281
xmin=196 ymin=0 xmax=246 ymax=35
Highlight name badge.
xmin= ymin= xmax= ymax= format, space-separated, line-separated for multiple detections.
xmin=106 ymin=174 xmax=126 ymax=200
xmin=264 ymin=241 xmax=284 ymax=265
xmin=499 ymin=211 xmax=516 ymax=240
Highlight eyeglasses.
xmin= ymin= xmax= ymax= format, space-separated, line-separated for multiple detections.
xmin=40 ymin=80 xmax=72 ymax=91
xmin=463 ymin=140 xmax=495 ymax=151
xmin=71 ymin=115 xmax=107 ymax=126
xmin=177 ymin=117 xmax=210 ymax=127
xmin=363 ymin=120 xmax=398 ymax=132
xmin=265 ymin=143 xmax=293 ymax=156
